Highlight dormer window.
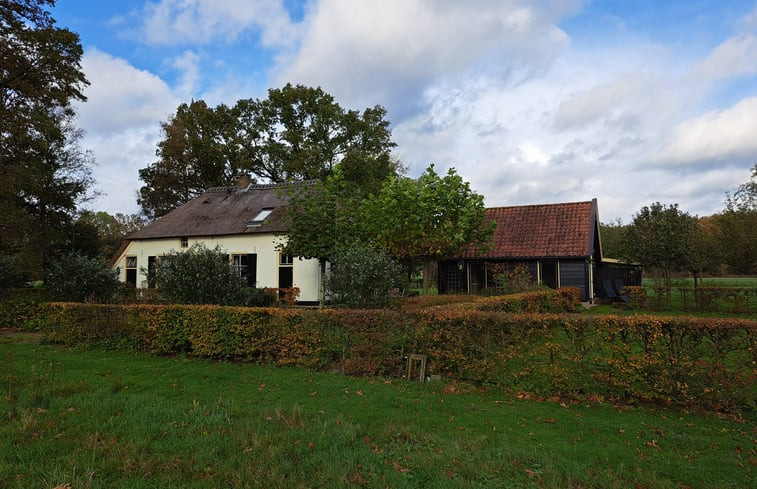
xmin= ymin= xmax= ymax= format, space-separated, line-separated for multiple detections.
xmin=248 ymin=208 xmax=274 ymax=227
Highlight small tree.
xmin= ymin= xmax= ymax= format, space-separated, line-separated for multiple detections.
xmin=623 ymin=202 xmax=698 ymax=298
xmin=360 ymin=165 xmax=494 ymax=292
xmin=148 ymin=244 xmax=246 ymax=305
xmin=326 ymin=243 xmax=403 ymax=309
xmin=46 ymin=253 xmax=122 ymax=303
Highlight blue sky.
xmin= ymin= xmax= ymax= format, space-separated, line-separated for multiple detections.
xmin=51 ymin=0 xmax=757 ymax=222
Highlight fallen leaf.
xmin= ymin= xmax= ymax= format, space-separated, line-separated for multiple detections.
xmin=392 ymin=461 xmax=409 ymax=473
xmin=356 ymin=390 xmax=363 ymax=396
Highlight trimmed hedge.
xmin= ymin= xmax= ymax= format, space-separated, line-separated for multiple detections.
xmin=31 ymin=302 xmax=757 ymax=411
xmin=476 ymin=288 xmax=580 ymax=313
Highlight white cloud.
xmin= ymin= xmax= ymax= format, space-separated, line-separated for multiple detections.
xmin=690 ymin=34 xmax=757 ymax=83
xmin=655 ymin=97 xmax=757 ymax=167
xmin=139 ymin=0 xmax=297 ymax=47
xmin=171 ymin=50 xmax=202 ymax=99
xmin=77 ymin=48 xmax=179 ymax=136
xmin=75 ymin=49 xmax=182 ymax=214
xmin=275 ymin=0 xmax=579 ymax=112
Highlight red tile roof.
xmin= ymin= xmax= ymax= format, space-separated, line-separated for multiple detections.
xmin=468 ymin=200 xmax=596 ymax=259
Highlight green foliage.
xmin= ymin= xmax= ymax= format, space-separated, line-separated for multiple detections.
xmin=0 ymin=253 xmax=25 ymax=295
xmin=76 ymin=211 xmax=146 ymax=259
xmin=0 ymin=0 xmax=93 ymax=279
xmin=623 ymin=202 xmax=698 ymax=292
xmin=45 ymin=253 xmax=122 ymax=303
xmin=485 ymin=263 xmax=543 ymax=294
xmin=599 ymin=218 xmax=629 ymax=259
xmin=147 ymin=243 xmax=247 ymax=305
xmin=326 ymin=243 xmax=404 ymax=308
xmin=279 ymin=170 xmax=362 ymax=263
xmin=138 ymin=84 xmax=397 ymax=218
xmin=362 ymin=165 xmax=493 ymax=264
xmin=25 ymin=300 xmax=757 ymax=411
xmin=712 ymin=167 xmax=757 ymax=274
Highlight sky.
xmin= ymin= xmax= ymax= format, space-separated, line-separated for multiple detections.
xmin=51 ymin=0 xmax=757 ymax=223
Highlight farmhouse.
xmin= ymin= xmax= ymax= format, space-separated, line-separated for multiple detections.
xmin=438 ymin=199 xmax=641 ymax=302
xmin=111 ymin=180 xmax=322 ymax=303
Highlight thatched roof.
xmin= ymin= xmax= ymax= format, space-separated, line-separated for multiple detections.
xmin=128 ymin=183 xmax=300 ymax=240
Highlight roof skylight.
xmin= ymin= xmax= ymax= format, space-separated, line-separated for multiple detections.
xmin=248 ymin=207 xmax=273 ymax=226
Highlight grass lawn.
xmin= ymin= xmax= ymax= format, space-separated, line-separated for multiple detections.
xmin=643 ymin=277 xmax=757 ymax=288
xmin=1 ymin=333 xmax=754 ymax=489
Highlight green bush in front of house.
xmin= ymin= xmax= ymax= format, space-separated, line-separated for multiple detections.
xmin=326 ymin=243 xmax=404 ymax=308
xmin=147 ymin=243 xmax=248 ymax=305
xmin=45 ymin=252 xmax=123 ymax=303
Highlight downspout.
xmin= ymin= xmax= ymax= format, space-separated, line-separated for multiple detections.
xmin=588 ymin=256 xmax=594 ymax=303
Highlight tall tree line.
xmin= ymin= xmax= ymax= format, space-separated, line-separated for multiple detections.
xmin=137 ymin=84 xmax=397 ymax=219
xmin=1 ymin=0 xmax=94 ymax=279
xmin=601 ymin=163 xmax=757 ymax=281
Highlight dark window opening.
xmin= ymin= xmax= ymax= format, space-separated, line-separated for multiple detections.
xmin=539 ymin=261 xmax=559 ymax=289
xmin=233 ymin=253 xmax=257 ymax=286
xmin=278 ymin=266 xmax=293 ymax=289
xmin=180 ymin=237 xmax=188 ymax=248
xmin=125 ymin=256 xmax=137 ymax=286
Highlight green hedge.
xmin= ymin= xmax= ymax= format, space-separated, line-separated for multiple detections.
xmin=475 ymin=287 xmax=581 ymax=313
xmin=28 ymin=302 xmax=757 ymax=412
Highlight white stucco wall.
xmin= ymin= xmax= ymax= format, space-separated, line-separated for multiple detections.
xmin=113 ymin=234 xmax=321 ymax=302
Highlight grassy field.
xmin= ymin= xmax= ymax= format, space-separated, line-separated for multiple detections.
xmin=643 ymin=277 xmax=757 ymax=288
xmin=1 ymin=333 xmax=754 ymax=488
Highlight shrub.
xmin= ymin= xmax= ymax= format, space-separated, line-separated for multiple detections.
xmin=148 ymin=244 xmax=247 ymax=305
xmin=0 ymin=253 xmax=25 ymax=296
xmin=476 ymin=288 xmax=580 ymax=313
xmin=326 ymin=243 xmax=403 ymax=308
xmin=45 ymin=253 xmax=122 ymax=303
xmin=485 ymin=263 xmax=543 ymax=294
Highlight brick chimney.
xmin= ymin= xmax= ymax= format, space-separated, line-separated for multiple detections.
xmin=234 ymin=174 xmax=252 ymax=189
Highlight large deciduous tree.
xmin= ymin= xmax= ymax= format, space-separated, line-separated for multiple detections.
xmin=138 ymin=84 xmax=396 ymax=218
xmin=138 ymin=100 xmax=238 ymax=219
xmin=623 ymin=202 xmax=698 ymax=296
xmin=0 ymin=0 xmax=92 ymax=278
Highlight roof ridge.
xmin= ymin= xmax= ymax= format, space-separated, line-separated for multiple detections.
xmin=486 ymin=200 xmax=592 ymax=211
xmin=204 ymin=180 xmax=318 ymax=193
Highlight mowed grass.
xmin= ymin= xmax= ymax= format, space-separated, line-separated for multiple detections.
xmin=643 ymin=277 xmax=757 ymax=288
xmin=1 ymin=334 xmax=754 ymax=489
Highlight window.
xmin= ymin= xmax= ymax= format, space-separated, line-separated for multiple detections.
xmin=248 ymin=208 xmax=274 ymax=227
xmin=232 ymin=253 xmax=257 ymax=286
xmin=538 ymin=261 xmax=559 ymax=289
xmin=125 ymin=256 xmax=137 ymax=286
xmin=278 ymin=253 xmax=293 ymax=290
xmin=180 ymin=237 xmax=188 ymax=248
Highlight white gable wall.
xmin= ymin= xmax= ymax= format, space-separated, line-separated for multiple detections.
xmin=113 ymin=233 xmax=321 ymax=302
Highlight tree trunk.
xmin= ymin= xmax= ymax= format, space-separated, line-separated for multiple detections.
xmin=422 ymin=260 xmax=437 ymax=295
